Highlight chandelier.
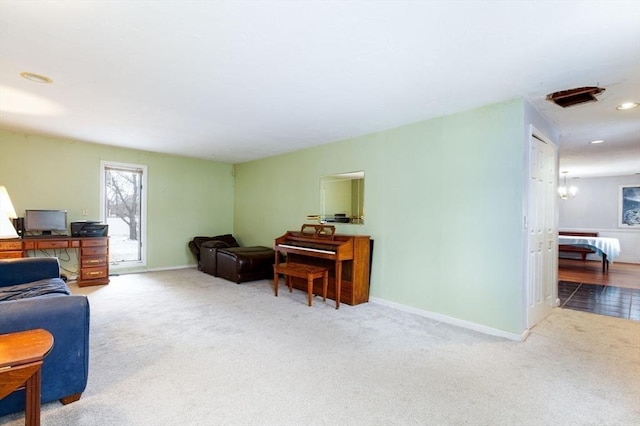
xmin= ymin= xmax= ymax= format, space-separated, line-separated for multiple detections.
xmin=558 ymin=172 xmax=577 ymax=200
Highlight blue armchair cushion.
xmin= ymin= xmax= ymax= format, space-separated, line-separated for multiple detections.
xmin=0 ymin=257 xmax=61 ymax=287
xmin=0 ymin=278 xmax=70 ymax=301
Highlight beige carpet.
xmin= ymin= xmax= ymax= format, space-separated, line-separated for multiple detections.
xmin=1 ymin=268 xmax=639 ymax=426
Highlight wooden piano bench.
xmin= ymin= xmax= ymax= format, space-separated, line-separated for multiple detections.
xmin=273 ymin=263 xmax=332 ymax=308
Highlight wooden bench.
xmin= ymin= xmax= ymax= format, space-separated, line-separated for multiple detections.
xmin=559 ymin=231 xmax=597 ymax=260
xmin=273 ymin=263 xmax=331 ymax=308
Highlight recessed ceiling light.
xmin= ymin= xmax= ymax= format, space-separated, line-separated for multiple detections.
xmin=589 ymin=140 xmax=605 ymax=144
xmin=20 ymin=72 xmax=52 ymax=84
xmin=616 ymin=102 xmax=638 ymax=110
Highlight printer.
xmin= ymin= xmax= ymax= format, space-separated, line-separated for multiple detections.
xmin=71 ymin=221 xmax=109 ymax=237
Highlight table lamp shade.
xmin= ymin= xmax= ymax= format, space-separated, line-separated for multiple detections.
xmin=0 ymin=215 xmax=19 ymax=239
xmin=0 ymin=186 xmax=18 ymax=219
xmin=0 ymin=186 xmax=19 ymax=239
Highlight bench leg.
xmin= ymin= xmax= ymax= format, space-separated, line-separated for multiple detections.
xmin=322 ymin=271 xmax=328 ymax=302
xmin=307 ymin=275 xmax=313 ymax=307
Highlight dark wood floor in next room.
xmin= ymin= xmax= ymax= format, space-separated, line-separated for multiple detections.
xmin=558 ymin=258 xmax=640 ymax=321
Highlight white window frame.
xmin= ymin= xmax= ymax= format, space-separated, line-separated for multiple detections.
xmin=100 ymin=160 xmax=148 ymax=269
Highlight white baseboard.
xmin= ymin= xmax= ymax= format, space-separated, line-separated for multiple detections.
xmin=370 ymin=297 xmax=526 ymax=341
xmin=145 ymin=264 xmax=195 ymax=272
xmin=111 ymin=264 xmax=195 ymax=275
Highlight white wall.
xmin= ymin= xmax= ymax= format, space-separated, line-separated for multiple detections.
xmin=559 ymin=174 xmax=640 ymax=264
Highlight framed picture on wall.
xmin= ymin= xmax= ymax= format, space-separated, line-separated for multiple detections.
xmin=619 ymin=185 xmax=640 ymax=227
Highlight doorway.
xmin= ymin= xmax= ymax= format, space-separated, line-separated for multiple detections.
xmin=100 ymin=161 xmax=147 ymax=269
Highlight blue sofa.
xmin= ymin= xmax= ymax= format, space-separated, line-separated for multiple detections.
xmin=0 ymin=257 xmax=90 ymax=417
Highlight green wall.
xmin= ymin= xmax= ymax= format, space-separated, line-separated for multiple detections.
xmin=234 ymin=99 xmax=526 ymax=333
xmin=1 ymin=98 xmax=534 ymax=334
xmin=0 ymin=130 xmax=234 ymax=272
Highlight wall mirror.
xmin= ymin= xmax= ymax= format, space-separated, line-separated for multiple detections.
xmin=319 ymin=171 xmax=364 ymax=225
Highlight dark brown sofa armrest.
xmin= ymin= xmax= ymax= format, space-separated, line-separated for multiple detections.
xmin=200 ymin=242 xmax=230 ymax=276
xmin=190 ymin=234 xmax=241 ymax=271
xmin=189 ymin=234 xmax=239 ymax=258
xmin=189 ymin=236 xmax=212 ymax=259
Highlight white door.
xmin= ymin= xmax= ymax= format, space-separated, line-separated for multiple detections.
xmin=100 ymin=161 xmax=147 ymax=269
xmin=527 ymin=132 xmax=558 ymax=328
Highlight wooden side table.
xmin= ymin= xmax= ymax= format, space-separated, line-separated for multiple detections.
xmin=0 ymin=329 xmax=54 ymax=426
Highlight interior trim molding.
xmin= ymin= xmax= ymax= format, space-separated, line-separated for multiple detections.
xmin=114 ymin=264 xmax=194 ymax=275
xmin=370 ymin=297 xmax=526 ymax=341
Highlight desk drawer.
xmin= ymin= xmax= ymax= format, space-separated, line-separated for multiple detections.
xmin=81 ymin=267 xmax=108 ymax=281
xmin=36 ymin=240 xmax=69 ymax=249
xmin=0 ymin=251 xmax=22 ymax=259
xmin=81 ymin=238 xmax=108 ymax=247
xmin=81 ymin=256 xmax=107 ymax=267
xmin=0 ymin=241 xmax=22 ymax=251
xmin=82 ymin=246 xmax=107 ymax=256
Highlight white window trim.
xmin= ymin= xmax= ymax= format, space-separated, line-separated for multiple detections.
xmin=100 ymin=160 xmax=148 ymax=269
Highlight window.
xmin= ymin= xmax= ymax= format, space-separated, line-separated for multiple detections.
xmin=100 ymin=161 xmax=147 ymax=268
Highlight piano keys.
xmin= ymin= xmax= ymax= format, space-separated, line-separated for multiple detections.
xmin=274 ymin=224 xmax=372 ymax=306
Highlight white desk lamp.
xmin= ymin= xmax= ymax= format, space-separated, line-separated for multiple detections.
xmin=0 ymin=186 xmax=19 ymax=239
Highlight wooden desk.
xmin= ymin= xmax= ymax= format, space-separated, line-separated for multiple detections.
xmin=0 ymin=239 xmax=22 ymax=259
xmin=0 ymin=329 xmax=54 ymax=426
xmin=0 ymin=237 xmax=109 ymax=287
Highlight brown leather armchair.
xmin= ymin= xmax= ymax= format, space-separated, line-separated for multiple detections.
xmin=188 ymin=234 xmax=239 ymax=270
xmin=189 ymin=234 xmax=275 ymax=283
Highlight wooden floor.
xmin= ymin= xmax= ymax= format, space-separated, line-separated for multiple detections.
xmin=558 ymin=259 xmax=640 ymax=321
xmin=558 ymin=258 xmax=640 ymax=289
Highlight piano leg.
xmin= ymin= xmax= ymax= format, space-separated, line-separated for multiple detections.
xmin=322 ymin=271 xmax=328 ymax=303
xmin=335 ymin=261 xmax=342 ymax=309
xmin=273 ymin=266 xmax=279 ymax=297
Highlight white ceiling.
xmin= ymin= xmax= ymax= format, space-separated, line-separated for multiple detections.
xmin=0 ymin=1 xmax=638 ymax=178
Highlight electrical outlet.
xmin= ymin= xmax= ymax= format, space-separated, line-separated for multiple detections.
xmin=82 ymin=209 xmax=88 ymax=216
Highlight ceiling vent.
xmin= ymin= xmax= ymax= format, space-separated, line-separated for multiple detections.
xmin=546 ymin=86 xmax=605 ymax=108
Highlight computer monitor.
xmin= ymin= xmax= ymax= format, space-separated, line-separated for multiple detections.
xmin=24 ymin=209 xmax=67 ymax=235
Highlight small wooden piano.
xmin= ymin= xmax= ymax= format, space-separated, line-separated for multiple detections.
xmin=274 ymin=224 xmax=372 ymax=306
